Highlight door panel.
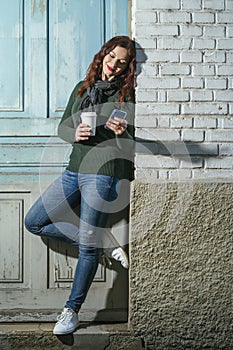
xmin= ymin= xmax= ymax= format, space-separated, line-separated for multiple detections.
xmin=0 ymin=192 xmax=30 ymax=291
xmin=49 ymin=0 xmax=105 ymax=116
xmin=0 ymin=0 xmax=24 ymax=112
xmin=0 ymin=200 xmax=23 ymax=283
xmin=105 ymin=0 xmax=129 ymax=40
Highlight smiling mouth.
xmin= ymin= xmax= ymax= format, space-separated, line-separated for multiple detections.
xmin=107 ymin=65 xmax=115 ymax=72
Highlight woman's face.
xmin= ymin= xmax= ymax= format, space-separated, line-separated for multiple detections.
xmin=102 ymin=45 xmax=129 ymax=81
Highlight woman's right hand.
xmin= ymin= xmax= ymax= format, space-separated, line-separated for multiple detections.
xmin=75 ymin=123 xmax=91 ymax=142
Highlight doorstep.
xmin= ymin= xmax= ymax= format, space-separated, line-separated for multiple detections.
xmin=0 ymin=322 xmax=143 ymax=350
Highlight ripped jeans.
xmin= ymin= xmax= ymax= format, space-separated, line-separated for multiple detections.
xmin=25 ymin=170 xmax=119 ymax=312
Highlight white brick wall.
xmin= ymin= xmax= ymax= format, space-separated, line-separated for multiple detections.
xmin=133 ymin=0 xmax=233 ymax=182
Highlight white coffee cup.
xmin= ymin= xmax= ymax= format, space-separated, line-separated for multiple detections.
xmin=81 ymin=112 xmax=97 ymax=136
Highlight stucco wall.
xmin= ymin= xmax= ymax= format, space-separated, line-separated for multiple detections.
xmin=130 ymin=182 xmax=232 ymax=349
xmin=130 ymin=0 xmax=233 ymax=348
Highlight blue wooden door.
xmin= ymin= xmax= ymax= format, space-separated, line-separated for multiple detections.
xmin=0 ymin=0 xmax=129 ymax=322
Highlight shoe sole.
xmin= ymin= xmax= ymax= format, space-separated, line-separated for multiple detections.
xmin=112 ymin=248 xmax=129 ymax=269
xmin=53 ymin=323 xmax=79 ymax=335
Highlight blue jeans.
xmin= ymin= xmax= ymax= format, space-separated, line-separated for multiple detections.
xmin=25 ymin=170 xmax=119 ymax=312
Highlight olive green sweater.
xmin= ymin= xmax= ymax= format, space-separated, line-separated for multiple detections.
xmin=58 ymin=81 xmax=135 ymax=180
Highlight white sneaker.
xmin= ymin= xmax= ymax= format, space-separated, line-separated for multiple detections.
xmin=53 ymin=308 xmax=79 ymax=335
xmin=112 ymin=247 xmax=129 ymax=269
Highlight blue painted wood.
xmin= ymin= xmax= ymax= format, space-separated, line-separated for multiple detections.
xmin=0 ymin=0 xmax=23 ymax=112
xmin=49 ymin=0 xmax=105 ymax=117
xmin=105 ymin=0 xmax=129 ymax=41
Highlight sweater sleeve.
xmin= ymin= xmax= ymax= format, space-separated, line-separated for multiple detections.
xmin=57 ymin=82 xmax=83 ymax=144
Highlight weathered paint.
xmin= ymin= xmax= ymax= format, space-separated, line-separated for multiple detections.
xmin=0 ymin=0 xmax=129 ymax=322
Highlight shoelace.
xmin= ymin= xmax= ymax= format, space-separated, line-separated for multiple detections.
xmin=57 ymin=309 xmax=73 ymax=324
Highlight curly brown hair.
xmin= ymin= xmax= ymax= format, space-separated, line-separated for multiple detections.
xmin=77 ymin=36 xmax=136 ymax=102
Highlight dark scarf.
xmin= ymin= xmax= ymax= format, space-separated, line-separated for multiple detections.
xmin=78 ymin=79 xmax=120 ymax=112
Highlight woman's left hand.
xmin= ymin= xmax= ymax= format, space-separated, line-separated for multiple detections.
xmin=106 ymin=117 xmax=128 ymax=135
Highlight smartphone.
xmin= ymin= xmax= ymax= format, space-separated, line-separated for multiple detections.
xmin=104 ymin=109 xmax=127 ymax=129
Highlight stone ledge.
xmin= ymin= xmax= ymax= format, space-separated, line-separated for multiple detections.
xmin=0 ymin=323 xmax=143 ymax=350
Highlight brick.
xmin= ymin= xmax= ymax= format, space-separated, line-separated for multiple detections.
xmin=204 ymin=26 xmax=225 ymax=37
xmin=191 ymin=91 xmax=213 ymax=102
xmin=193 ymin=117 xmax=217 ymax=128
xmin=157 ymin=142 xmax=186 ymax=156
xmin=135 ymin=141 xmax=159 ymax=155
xmin=223 ymin=117 xmax=233 ymax=128
xmin=217 ymin=118 xmax=225 ymax=128
xmin=180 ymin=51 xmax=203 ymax=63
xmin=137 ymin=76 xmax=180 ymax=89
xmin=135 ymin=0 xmax=180 ymax=10
xmin=159 ymin=142 xmax=218 ymax=156
xmin=136 ymin=24 xmax=179 ymax=36
xmin=192 ymin=65 xmax=215 ymax=76
xmin=192 ymin=169 xmax=233 ymax=180
xmin=193 ymin=39 xmax=216 ymax=50
xmin=158 ymin=170 xmax=169 ymax=179
xmin=226 ymin=52 xmax=233 ymax=62
xmin=203 ymin=51 xmax=225 ymax=63
xmin=206 ymin=130 xmax=233 ymax=141
xmin=156 ymin=91 xmax=166 ymax=102
xmin=181 ymin=0 xmax=202 ymax=10
xmin=192 ymin=12 xmax=215 ymax=24
xmin=161 ymin=64 xmax=190 ymax=75
xmin=205 ymin=78 xmax=227 ymax=89
xmin=182 ymin=77 xmax=204 ymax=88
xmin=169 ymin=169 xmax=192 ymax=180
xmin=215 ymin=91 xmax=233 ymax=101
xmin=135 ymin=25 xmax=179 ymax=36
xmin=135 ymin=38 xmax=157 ymax=49
xmin=217 ymin=13 xmax=233 ymax=23
xmin=170 ymin=116 xmax=192 ymax=127
xmin=136 ymin=49 xmax=153 ymax=63
xmin=219 ymin=143 xmax=233 ymax=155
xmin=135 ymin=128 xmax=180 ymax=142
xmin=217 ymin=39 xmax=233 ymax=50
xmin=144 ymin=49 xmax=180 ymax=63
xmin=159 ymin=12 xmax=191 ymax=23
xmin=138 ymin=63 xmax=158 ymax=75
xmin=186 ymin=144 xmax=218 ymax=155
xmin=146 ymin=50 xmax=179 ymax=62
xmin=135 ymin=115 xmax=158 ymax=127
xmin=229 ymin=78 xmax=233 ymax=88
xmin=180 ymin=157 xmax=203 ymax=168
xmin=227 ymin=26 xmax=233 ymax=37
xmin=136 ymin=89 xmax=158 ymax=102
xmin=229 ymin=104 xmax=233 ymax=114
xmin=157 ymin=38 xmax=192 ymax=50
xmin=203 ymin=0 xmax=225 ymax=10
xmin=181 ymin=103 xmax=227 ymax=115
xmin=180 ymin=25 xmax=203 ymax=36
xmin=135 ymin=10 xmax=158 ymax=23
xmin=167 ymin=91 xmax=190 ymax=102
xmin=205 ymin=157 xmax=233 ymax=169
xmin=135 ymin=169 xmax=159 ymax=182
xmin=157 ymin=116 xmax=170 ymax=128
xmin=182 ymin=129 xmax=205 ymax=142
xmin=136 ymin=102 xmax=180 ymax=115
xmin=217 ymin=65 xmax=233 ymax=75
xmin=226 ymin=0 xmax=233 ymax=10
xmin=136 ymin=154 xmax=180 ymax=169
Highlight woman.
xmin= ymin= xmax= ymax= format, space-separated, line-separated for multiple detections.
xmin=25 ymin=36 xmax=136 ymax=335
